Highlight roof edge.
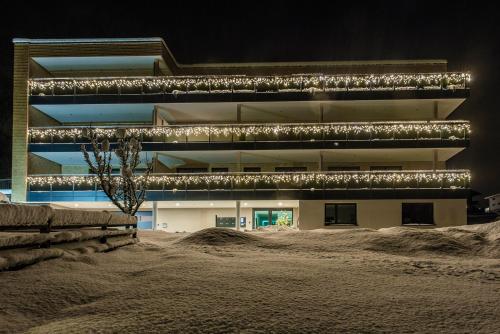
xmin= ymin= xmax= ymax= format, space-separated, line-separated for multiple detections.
xmin=13 ymin=37 xmax=165 ymax=44
xmin=177 ymin=59 xmax=448 ymax=68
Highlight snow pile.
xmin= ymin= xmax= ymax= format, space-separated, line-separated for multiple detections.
xmin=178 ymin=227 xmax=263 ymax=246
xmin=369 ymin=221 xmax=500 ymax=257
xmin=257 ymin=225 xmax=297 ymax=232
xmin=0 ymin=203 xmax=53 ymax=227
xmin=0 ymin=221 xmax=499 ymax=333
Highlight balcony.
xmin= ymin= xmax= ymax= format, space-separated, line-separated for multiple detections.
xmin=28 ymin=72 xmax=470 ymax=104
xmin=28 ymin=121 xmax=470 ymax=152
xmin=27 ymin=170 xmax=471 ymax=202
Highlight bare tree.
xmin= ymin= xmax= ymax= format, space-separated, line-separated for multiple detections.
xmin=81 ymin=129 xmax=153 ymax=215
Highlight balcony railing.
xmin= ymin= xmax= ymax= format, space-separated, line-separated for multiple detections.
xmin=28 ymin=121 xmax=471 ymax=144
xmin=27 ymin=170 xmax=471 ymax=192
xmin=29 ymin=72 xmax=470 ymax=96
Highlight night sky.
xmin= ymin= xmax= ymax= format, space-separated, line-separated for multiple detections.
xmin=1 ymin=1 xmax=499 ymax=199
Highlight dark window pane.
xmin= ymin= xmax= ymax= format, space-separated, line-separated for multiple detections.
xmin=402 ymin=203 xmax=434 ymax=225
xmin=337 ymin=204 xmax=357 ymax=224
xmin=328 ymin=166 xmax=361 ymax=171
xmin=244 ymin=167 xmax=261 ymax=172
xmin=275 ymin=167 xmax=307 ymax=172
xmin=325 ymin=203 xmax=356 ymax=225
xmin=325 ymin=204 xmax=337 ymax=224
xmin=212 ymin=168 xmax=228 ymax=173
xmin=176 ymin=167 xmax=208 ymax=173
xmin=370 ymin=166 xmax=402 ymax=170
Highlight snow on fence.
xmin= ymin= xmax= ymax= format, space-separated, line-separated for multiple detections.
xmin=0 ymin=204 xmax=137 ymax=252
xmin=0 ymin=204 xmax=137 ymax=231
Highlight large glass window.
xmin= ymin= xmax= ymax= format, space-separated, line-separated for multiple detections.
xmin=253 ymin=209 xmax=293 ymax=228
xmin=402 ymin=203 xmax=434 ymax=225
xmin=325 ymin=204 xmax=357 ymax=225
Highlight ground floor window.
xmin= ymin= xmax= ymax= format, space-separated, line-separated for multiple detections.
xmin=324 ymin=203 xmax=357 ymax=225
xmin=253 ymin=209 xmax=293 ymax=228
xmin=402 ymin=203 xmax=434 ymax=225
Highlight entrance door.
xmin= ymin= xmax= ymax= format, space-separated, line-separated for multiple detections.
xmin=253 ymin=208 xmax=293 ymax=228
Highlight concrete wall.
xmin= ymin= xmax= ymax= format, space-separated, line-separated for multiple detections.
xmin=298 ymin=199 xmax=467 ymax=230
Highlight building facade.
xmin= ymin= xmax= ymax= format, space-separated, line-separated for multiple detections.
xmin=13 ymin=38 xmax=471 ymax=231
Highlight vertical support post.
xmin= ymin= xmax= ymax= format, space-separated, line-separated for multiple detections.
xmin=236 ymin=104 xmax=242 ymax=123
xmin=235 ymin=200 xmax=241 ymax=231
xmin=236 ymin=151 xmax=242 ymax=172
xmin=433 ymin=101 xmax=439 ymax=120
xmin=318 ymin=151 xmax=324 ymax=171
xmin=319 ymin=103 xmax=324 ymax=123
xmin=152 ymin=201 xmax=158 ymax=230
xmin=432 ymin=149 xmax=438 ymax=171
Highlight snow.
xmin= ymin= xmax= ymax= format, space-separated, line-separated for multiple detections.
xmin=51 ymin=209 xmax=111 ymax=227
xmin=0 ymin=204 xmax=53 ymax=227
xmin=0 ymin=204 xmax=137 ymax=228
xmin=0 ymin=221 xmax=499 ymax=333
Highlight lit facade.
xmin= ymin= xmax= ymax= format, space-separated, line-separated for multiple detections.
xmin=13 ymin=38 xmax=471 ymax=230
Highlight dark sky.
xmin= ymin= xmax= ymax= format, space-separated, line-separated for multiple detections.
xmin=1 ymin=1 xmax=499 ymax=197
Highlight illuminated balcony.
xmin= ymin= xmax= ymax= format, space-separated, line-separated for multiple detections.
xmin=27 ymin=170 xmax=471 ymax=202
xmin=28 ymin=121 xmax=470 ymax=152
xmin=28 ymin=72 xmax=470 ymax=104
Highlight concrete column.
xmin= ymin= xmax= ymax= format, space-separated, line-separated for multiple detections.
xmin=318 ymin=151 xmax=324 ymax=171
xmin=433 ymin=101 xmax=439 ymax=119
xmin=11 ymin=43 xmax=30 ymax=202
xmin=237 ymin=104 xmax=242 ymax=123
xmin=432 ymin=150 xmax=438 ymax=171
xmin=152 ymin=201 xmax=158 ymax=230
xmin=236 ymin=152 xmax=242 ymax=172
xmin=319 ymin=103 xmax=324 ymax=123
xmin=235 ymin=200 xmax=241 ymax=231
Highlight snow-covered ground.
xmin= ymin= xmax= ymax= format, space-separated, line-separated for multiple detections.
xmin=0 ymin=222 xmax=499 ymax=333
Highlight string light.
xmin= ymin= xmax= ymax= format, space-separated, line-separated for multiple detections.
xmin=26 ymin=170 xmax=470 ymax=189
xmin=28 ymin=72 xmax=471 ymax=94
xmin=28 ymin=121 xmax=471 ymax=141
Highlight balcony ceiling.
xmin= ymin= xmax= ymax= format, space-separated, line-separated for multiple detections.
xmin=32 ymin=56 xmax=163 ymax=72
xmin=31 ymin=147 xmax=464 ymax=166
xmin=33 ymin=104 xmax=155 ymax=123
xmin=32 ymin=98 xmax=465 ymax=125
xmin=41 ymin=200 xmax=300 ymax=209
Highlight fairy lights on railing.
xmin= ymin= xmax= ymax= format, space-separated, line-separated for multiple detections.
xmin=28 ymin=121 xmax=471 ymax=142
xmin=27 ymin=170 xmax=471 ymax=189
xmin=28 ymin=72 xmax=470 ymax=95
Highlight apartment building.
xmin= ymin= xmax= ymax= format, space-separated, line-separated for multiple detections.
xmin=13 ymin=38 xmax=471 ymax=231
